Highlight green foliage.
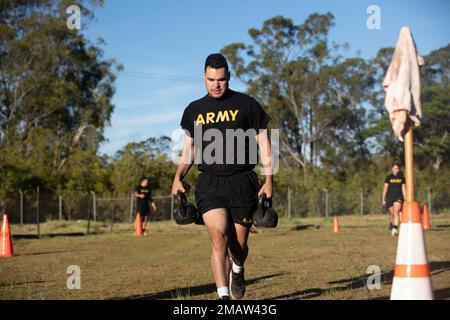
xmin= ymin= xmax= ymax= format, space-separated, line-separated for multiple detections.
xmin=110 ymin=136 xmax=175 ymax=195
xmin=0 ymin=9 xmax=448 ymax=216
xmin=221 ymin=13 xmax=376 ymax=179
xmin=0 ymin=0 xmax=119 ymax=203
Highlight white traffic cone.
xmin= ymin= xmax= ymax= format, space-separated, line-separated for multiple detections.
xmin=390 ymin=201 xmax=434 ymax=300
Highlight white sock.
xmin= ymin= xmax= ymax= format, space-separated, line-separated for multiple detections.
xmin=217 ymin=286 xmax=229 ymax=298
xmin=232 ymin=261 xmax=244 ymax=273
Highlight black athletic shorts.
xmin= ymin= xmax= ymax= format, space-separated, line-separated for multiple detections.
xmin=386 ymin=194 xmax=403 ymax=209
xmin=137 ymin=204 xmax=150 ymax=216
xmin=195 ymin=170 xmax=260 ymax=228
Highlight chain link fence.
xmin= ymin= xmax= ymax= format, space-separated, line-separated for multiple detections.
xmin=2 ymin=190 xmax=174 ymax=226
xmin=1 ymin=184 xmax=449 ymax=233
xmin=275 ymin=185 xmax=449 ymax=218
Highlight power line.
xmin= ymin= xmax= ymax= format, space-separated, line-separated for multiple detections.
xmin=117 ymin=70 xmax=202 ymax=83
xmin=116 ymin=70 xmax=247 ymax=85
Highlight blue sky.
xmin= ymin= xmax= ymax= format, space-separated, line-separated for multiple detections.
xmin=82 ymin=0 xmax=450 ymax=155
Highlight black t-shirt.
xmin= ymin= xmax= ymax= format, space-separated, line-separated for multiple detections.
xmin=134 ymin=185 xmax=152 ymax=207
xmin=384 ymin=173 xmax=405 ymax=199
xmin=180 ymin=89 xmax=271 ymax=176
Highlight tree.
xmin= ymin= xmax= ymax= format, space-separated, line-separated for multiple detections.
xmin=221 ymin=14 xmax=375 ymax=181
xmin=415 ymin=44 xmax=450 ymax=170
xmin=111 ymin=136 xmax=175 ymax=195
xmin=0 ymin=0 xmax=120 ymax=201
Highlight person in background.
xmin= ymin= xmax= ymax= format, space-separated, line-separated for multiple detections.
xmin=382 ymin=163 xmax=406 ymax=236
xmin=133 ymin=177 xmax=157 ymax=236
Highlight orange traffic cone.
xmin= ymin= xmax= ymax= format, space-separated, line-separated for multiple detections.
xmin=333 ymin=216 xmax=340 ymax=233
xmin=134 ymin=213 xmax=143 ymax=236
xmin=390 ymin=201 xmax=433 ymax=299
xmin=422 ymin=203 xmax=431 ymax=231
xmin=1 ymin=214 xmax=14 ymax=257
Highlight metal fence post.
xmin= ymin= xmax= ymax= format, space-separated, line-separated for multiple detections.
xmin=129 ymin=192 xmax=134 ymax=223
xmin=91 ymin=191 xmax=97 ymax=222
xmin=59 ymin=195 xmax=62 ymax=220
xmin=427 ymin=186 xmax=432 ymax=215
xmin=110 ymin=200 xmax=115 ymax=232
xmin=170 ymin=194 xmax=174 ymax=220
xmin=19 ymin=189 xmax=23 ymax=225
xmin=360 ymin=188 xmax=364 ymax=215
xmin=323 ymin=188 xmax=328 ymax=218
xmin=287 ymin=188 xmax=292 ymax=219
xmin=36 ymin=186 xmax=40 ymax=238
xmin=87 ymin=193 xmax=92 ymax=235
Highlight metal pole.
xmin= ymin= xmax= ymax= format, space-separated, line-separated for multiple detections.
xmin=91 ymin=191 xmax=96 ymax=222
xmin=19 ymin=189 xmax=23 ymax=225
xmin=36 ymin=186 xmax=40 ymax=238
xmin=110 ymin=200 xmax=115 ymax=232
xmin=170 ymin=194 xmax=174 ymax=221
xmin=360 ymin=188 xmax=364 ymax=215
xmin=427 ymin=186 xmax=431 ymax=215
xmin=0 ymin=183 xmax=3 ymax=215
xmin=324 ymin=189 xmax=328 ymax=218
xmin=287 ymin=188 xmax=292 ymax=219
xmin=129 ymin=192 xmax=134 ymax=223
xmin=59 ymin=195 xmax=62 ymax=220
xmin=404 ymin=127 xmax=414 ymax=202
xmin=86 ymin=194 xmax=92 ymax=235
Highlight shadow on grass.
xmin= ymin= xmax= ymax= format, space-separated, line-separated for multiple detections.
xmin=290 ymin=224 xmax=316 ymax=231
xmin=373 ymin=286 xmax=450 ymax=300
xmin=12 ymin=232 xmax=95 ymax=240
xmin=434 ymin=287 xmax=450 ymax=300
xmin=429 ymin=261 xmax=450 ymax=277
xmin=429 ymin=224 xmax=450 ymax=232
xmin=112 ymin=273 xmax=286 ymax=300
xmin=268 ymin=261 xmax=450 ymax=300
xmin=267 ymin=272 xmax=386 ymax=300
xmin=267 ymin=288 xmax=325 ymax=300
xmin=342 ymin=225 xmax=386 ymax=229
xmin=15 ymin=249 xmax=82 ymax=257
xmin=0 ymin=280 xmax=56 ymax=287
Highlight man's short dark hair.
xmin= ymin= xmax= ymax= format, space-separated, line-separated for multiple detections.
xmin=204 ymin=53 xmax=229 ymax=73
xmin=140 ymin=177 xmax=149 ymax=182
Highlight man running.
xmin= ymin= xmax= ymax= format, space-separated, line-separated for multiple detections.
xmin=134 ymin=177 xmax=157 ymax=236
xmin=171 ymin=53 xmax=273 ymax=300
xmin=382 ymin=163 xmax=406 ymax=236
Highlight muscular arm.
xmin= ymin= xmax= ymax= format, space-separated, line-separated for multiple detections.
xmin=171 ymin=135 xmax=195 ymax=195
xmin=256 ymin=129 xmax=273 ymax=198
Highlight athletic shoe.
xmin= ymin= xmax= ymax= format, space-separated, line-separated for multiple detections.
xmin=229 ymin=266 xmax=246 ymax=300
xmin=391 ymin=228 xmax=399 ymax=236
xmin=219 ymin=295 xmax=230 ymax=300
xmin=143 ymin=231 xmax=148 ymax=236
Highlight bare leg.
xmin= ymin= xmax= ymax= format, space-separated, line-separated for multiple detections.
xmin=389 ymin=206 xmax=395 ymax=225
xmin=142 ymin=215 xmax=148 ymax=231
xmin=392 ymin=202 xmax=401 ymax=227
xmin=203 ymin=208 xmax=229 ymax=288
xmin=228 ymin=222 xmax=250 ymax=266
xmin=227 ymin=215 xmax=251 ymax=300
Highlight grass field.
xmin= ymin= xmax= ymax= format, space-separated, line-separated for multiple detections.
xmin=1 ymin=214 xmax=449 ymax=300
